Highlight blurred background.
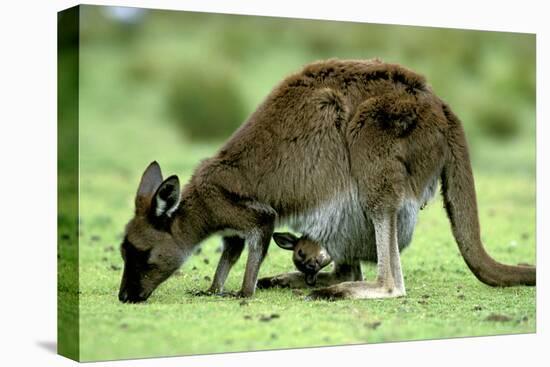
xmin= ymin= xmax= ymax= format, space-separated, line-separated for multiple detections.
xmin=73 ymin=5 xmax=535 ymax=150
xmin=67 ymin=5 xmax=535 ymax=219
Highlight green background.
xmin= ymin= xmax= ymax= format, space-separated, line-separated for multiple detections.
xmin=58 ymin=5 xmax=536 ymax=361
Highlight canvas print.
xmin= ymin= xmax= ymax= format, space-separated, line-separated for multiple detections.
xmin=58 ymin=5 xmax=536 ymax=362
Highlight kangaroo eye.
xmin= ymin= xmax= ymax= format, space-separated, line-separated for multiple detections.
xmin=298 ymin=249 xmax=305 ymax=258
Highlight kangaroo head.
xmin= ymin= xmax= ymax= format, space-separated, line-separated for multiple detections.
xmin=273 ymin=232 xmax=332 ymax=286
xmin=118 ymin=162 xmax=186 ymax=303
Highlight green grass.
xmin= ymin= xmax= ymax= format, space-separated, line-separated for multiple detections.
xmin=57 ymin=7 xmax=536 ymax=361
xmin=73 ymin=130 xmax=535 ymax=361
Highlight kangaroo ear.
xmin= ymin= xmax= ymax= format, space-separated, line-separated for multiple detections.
xmin=152 ymin=175 xmax=181 ymax=218
xmin=273 ymin=232 xmax=299 ymax=250
xmin=135 ymin=161 xmax=163 ymax=213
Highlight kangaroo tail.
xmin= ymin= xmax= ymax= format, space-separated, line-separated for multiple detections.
xmin=440 ymin=104 xmax=535 ymax=286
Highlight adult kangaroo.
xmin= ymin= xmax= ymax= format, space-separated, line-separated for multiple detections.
xmin=118 ymin=58 xmax=535 ymax=303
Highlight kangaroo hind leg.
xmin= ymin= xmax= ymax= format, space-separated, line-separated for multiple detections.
xmin=309 ymin=211 xmax=406 ymax=300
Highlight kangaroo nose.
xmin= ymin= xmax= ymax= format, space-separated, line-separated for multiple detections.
xmin=305 ymin=262 xmax=317 ymax=271
xmin=119 ymin=290 xmax=128 ymax=303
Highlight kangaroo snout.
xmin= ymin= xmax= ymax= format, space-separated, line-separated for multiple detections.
xmin=118 ymin=289 xmax=128 ymax=302
xmin=304 ymin=261 xmax=317 ymax=272
xmin=118 ymin=287 xmax=151 ymax=303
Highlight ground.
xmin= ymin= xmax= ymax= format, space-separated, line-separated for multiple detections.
xmin=73 ymin=138 xmax=535 ymax=361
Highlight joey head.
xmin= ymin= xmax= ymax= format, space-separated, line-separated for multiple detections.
xmin=272 ymin=232 xmax=332 ymax=286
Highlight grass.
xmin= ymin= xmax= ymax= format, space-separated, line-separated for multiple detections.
xmin=57 ymin=7 xmax=536 ymax=361
xmin=72 ymin=128 xmax=536 ymax=361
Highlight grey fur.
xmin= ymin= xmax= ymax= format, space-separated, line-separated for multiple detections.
xmin=282 ymin=179 xmax=437 ymax=263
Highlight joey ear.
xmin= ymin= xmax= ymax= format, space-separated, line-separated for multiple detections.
xmin=135 ymin=161 xmax=163 ymax=213
xmin=152 ymin=175 xmax=181 ymax=218
xmin=273 ymin=232 xmax=299 ymax=250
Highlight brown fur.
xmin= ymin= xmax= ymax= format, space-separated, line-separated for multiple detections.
xmin=118 ymin=59 xmax=535 ymax=303
xmin=270 ymin=232 xmax=332 ymax=286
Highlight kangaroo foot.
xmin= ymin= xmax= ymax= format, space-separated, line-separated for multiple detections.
xmin=308 ymin=281 xmax=406 ymax=301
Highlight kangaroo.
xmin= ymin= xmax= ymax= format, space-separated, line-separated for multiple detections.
xmin=260 ymin=182 xmax=428 ymax=290
xmin=118 ymin=58 xmax=535 ymax=303
xmin=269 ymin=232 xmax=333 ymax=286
xmin=261 ymin=225 xmax=418 ymax=288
